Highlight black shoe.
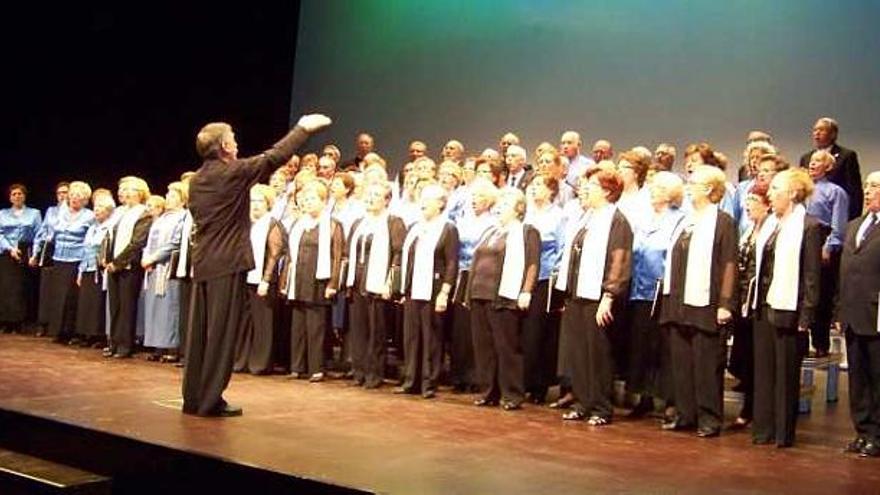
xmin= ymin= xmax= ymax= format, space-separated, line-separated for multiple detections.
xmin=661 ymin=417 xmax=692 ymax=431
xmin=112 ymin=352 xmax=131 ymax=359
xmin=562 ymin=409 xmax=586 ymax=421
xmin=213 ymin=404 xmax=243 ymax=417
xmin=501 ymin=401 xmax=521 ymax=411
xmin=860 ymin=442 xmax=880 ymax=457
xmin=473 ymin=397 xmax=499 ymax=407
xmin=286 ymin=372 xmax=302 ymax=380
xmin=844 ymin=437 xmax=868 ymax=454
xmin=729 ymin=417 xmax=752 ymax=430
xmin=697 ymin=427 xmax=720 ymax=438
xmin=628 ymin=397 xmax=654 ymax=418
xmin=752 ymin=437 xmax=773 ymax=445
xmin=393 ymin=386 xmax=415 ymax=394
xmin=422 ymin=390 xmax=436 ymax=399
xmin=549 ymin=394 xmax=575 ymax=409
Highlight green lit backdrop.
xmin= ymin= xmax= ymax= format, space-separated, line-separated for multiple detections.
xmin=291 ymin=0 xmax=879 ymax=175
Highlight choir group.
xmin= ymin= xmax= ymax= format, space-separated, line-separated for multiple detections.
xmin=2 ymin=116 xmax=879 ymax=454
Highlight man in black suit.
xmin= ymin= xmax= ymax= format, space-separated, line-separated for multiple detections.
xmin=799 ymin=117 xmax=863 ymax=220
xmin=504 ymin=145 xmax=532 ymax=190
xmin=836 ymin=171 xmax=880 ymax=456
xmin=341 ymin=132 xmax=374 ymax=172
xmin=183 ymin=114 xmax=331 ymax=417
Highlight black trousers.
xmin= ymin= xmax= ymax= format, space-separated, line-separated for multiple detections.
xmin=812 ymin=250 xmax=840 ymax=353
xmin=45 ymin=261 xmax=79 ymax=338
xmin=565 ymin=299 xmax=614 ymax=419
xmin=401 ymin=299 xmax=444 ymax=393
xmin=182 ymin=272 xmax=246 ymax=416
xmin=234 ymin=287 xmax=276 ymax=374
xmin=624 ymin=301 xmax=661 ymax=396
xmin=471 ymin=300 xmax=524 ymax=404
xmin=108 ymin=268 xmax=144 ymax=354
xmin=291 ymin=302 xmax=329 ymax=375
xmin=0 ymin=254 xmax=27 ymax=325
xmin=753 ymin=317 xmax=802 ymax=445
xmin=178 ymin=279 xmax=192 ymax=360
xmin=729 ymin=313 xmax=755 ymax=420
xmin=847 ymin=329 xmax=880 ymax=443
xmin=450 ymin=302 xmax=476 ymax=388
xmin=522 ymin=280 xmax=559 ymax=401
xmin=349 ymin=291 xmax=388 ymax=387
xmin=669 ymin=324 xmax=725 ymax=430
xmin=656 ymin=324 xmax=675 ymax=404
xmin=37 ymin=266 xmax=54 ymax=325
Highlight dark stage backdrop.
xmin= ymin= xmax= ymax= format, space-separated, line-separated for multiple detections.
xmin=1 ymin=4 xmax=301 ymax=211
xmin=291 ymin=0 xmax=880 ymax=177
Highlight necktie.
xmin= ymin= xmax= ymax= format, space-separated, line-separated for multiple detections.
xmin=858 ymin=213 xmax=878 ymax=248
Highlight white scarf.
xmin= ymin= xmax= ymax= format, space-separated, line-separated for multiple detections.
xmin=113 ymin=204 xmax=147 ymax=259
xmin=753 ymin=204 xmax=806 ymax=312
xmin=286 ymin=212 xmax=332 ymax=299
xmin=496 ymin=220 xmax=526 ymax=300
xmin=346 ymin=213 xmax=391 ymax=294
xmin=246 ymin=214 xmax=272 ymax=285
xmin=555 ymin=207 xmax=590 ymax=292
xmin=574 ymin=205 xmax=615 ymax=300
xmin=663 ymin=204 xmax=718 ymax=307
xmin=176 ymin=209 xmax=193 ymax=278
xmin=401 ymin=216 xmax=447 ymax=301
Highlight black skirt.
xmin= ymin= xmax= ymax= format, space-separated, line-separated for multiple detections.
xmin=37 ymin=266 xmax=55 ymax=325
xmin=0 ymin=254 xmax=28 ymax=323
xmin=45 ymin=261 xmax=79 ymax=337
xmin=75 ymin=271 xmax=105 ymax=337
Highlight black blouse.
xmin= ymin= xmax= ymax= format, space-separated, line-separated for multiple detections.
xmin=468 ymin=223 xmax=541 ymax=310
xmin=402 ymin=222 xmax=460 ymax=299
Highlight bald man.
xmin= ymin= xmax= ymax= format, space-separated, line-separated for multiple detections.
xmin=560 ymin=130 xmax=595 ymax=188
xmin=799 ymin=117 xmax=862 ymax=220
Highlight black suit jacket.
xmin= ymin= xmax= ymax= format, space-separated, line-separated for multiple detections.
xmin=189 ymin=126 xmax=309 ymax=282
xmin=760 ymin=215 xmax=823 ymax=330
xmin=836 ymin=213 xmax=880 ymax=335
xmin=800 ymin=144 xmax=863 ymax=219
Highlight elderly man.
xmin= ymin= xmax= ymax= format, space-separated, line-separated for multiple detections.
xmin=499 ymin=132 xmax=520 ymax=158
xmin=342 ymin=132 xmax=374 ymax=172
xmin=408 ymin=140 xmax=427 ymax=162
xmin=653 ymin=143 xmax=676 ymax=172
xmin=183 ymin=113 xmax=330 ymax=417
xmin=836 ymin=172 xmax=880 ymax=457
xmin=504 ymin=145 xmax=532 ymax=190
xmin=442 ymin=140 xmax=465 ymax=165
xmin=799 ymin=117 xmax=863 ymax=220
xmin=560 ymin=130 xmax=594 ymax=188
xmin=591 ymin=139 xmax=614 ymax=163
xmin=317 ymin=155 xmax=337 ymax=180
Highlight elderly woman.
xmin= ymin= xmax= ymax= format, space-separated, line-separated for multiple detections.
xmin=805 ymin=150 xmax=850 ymax=357
xmin=556 ymin=169 xmax=633 ymax=425
xmin=468 ymin=188 xmax=540 ymax=411
xmin=105 ymin=177 xmax=152 ymax=359
xmin=141 ymin=183 xmax=188 ymax=362
xmin=616 ymin=151 xmax=652 ymax=234
xmin=683 ymin=143 xmax=736 ymax=217
xmin=74 ymin=194 xmax=115 ymax=347
xmin=659 ymin=165 xmax=737 ymax=438
xmin=234 ymin=184 xmax=285 ymax=375
xmin=750 ymin=168 xmax=822 ymax=448
xmin=30 ymin=181 xmax=69 ymax=337
xmin=396 ymin=184 xmax=459 ymax=398
xmin=522 ymin=173 xmax=566 ymax=404
xmin=449 ymin=178 xmax=498 ymax=392
xmin=475 ymin=157 xmax=508 ymax=189
xmin=438 ymin=160 xmax=465 ymax=220
xmin=329 ymin=172 xmax=365 ymax=344
xmin=346 ymin=181 xmax=407 ymax=389
xmin=534 ymin=151 xmax=576 ymax=208
xmin=624 ymin=171 xmax=685 ymax=418
xmin=734 ymin=141 xmax=777 ymax=236
xmin=728 ymin=182 xmax=771 ymax=429
xmin=0 ymin=184 xmax=42 ymax=333
xmin=36 ymin=181 xmax=96 ymax=344
xmin=285 ymin=181 xmax=345 ymax=382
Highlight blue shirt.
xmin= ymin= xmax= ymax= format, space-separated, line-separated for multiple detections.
xmin=143 ymin=210 xmax=185 ymax=266
xmin=617 ymin=187 xmax=652 ymax=236
xmin=565 ymin=154 xmax=595 ymax=189
xmin=733 ymin=179 xmax=754 ymax=238
xmin=806 ymin=177 xmax=850 ymax=251
xmin=0 ymin=207 xmax=42 ymax=254
xmin=524 ymin=204 xmax=567 ymax=281
xmin=51 ymin=207 xmax=96 ymax=262
xmin=630 ymin=207 xmax=685 ymax=301
xmin=33 ymin=204 xmax=66 ymax=256
xmin=79 ymin=221 xmax=112 ymax=274
xmin=456 ymin=211 xmax=496 ymax=271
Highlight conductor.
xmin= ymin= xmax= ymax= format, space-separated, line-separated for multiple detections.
xmin=183 ymin=114 xmax=331 ymax=416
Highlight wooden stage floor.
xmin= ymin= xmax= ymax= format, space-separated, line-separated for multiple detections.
xmin=0 ymin=334 xmax=878 ymax=494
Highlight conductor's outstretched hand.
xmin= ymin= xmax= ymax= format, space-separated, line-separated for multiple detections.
xmin=297 ymin=114 xmax=332 ymax=133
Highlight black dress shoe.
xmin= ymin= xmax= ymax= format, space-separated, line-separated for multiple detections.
xmin=860 ymin=441 xmax=880 ymax=457
xmin=661 ymin=418 xmax=693 ymax=431
xmin=697 ymin=427 xmax=720 ymax=438
xmin=212 ymin=404 xmax=243 ymax=417
xmin=628 ymin=397 xmax=655 ymax=418
xmin=473 ymin=397 xmax=499 ymax=407
xmin=844 ymin=437 xmax=868 ymax=454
